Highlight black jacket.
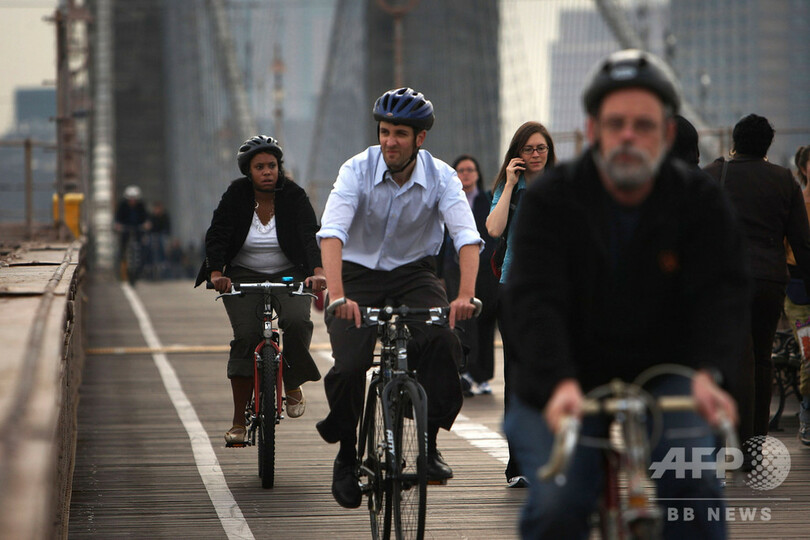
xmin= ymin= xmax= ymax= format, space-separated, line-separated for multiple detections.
xmin=504 ymin=149 xmax=751 ymax=412
xmin=704 ymin=155 xmax=810 ymax=284
xmin=194 ymin=177 xmax=322 ymax=287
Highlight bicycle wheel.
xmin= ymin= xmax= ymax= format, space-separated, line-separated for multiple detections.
xmin=391 ymin=380 xmax=427 ymax=540
xmin=124 ymin=235 xmax=142 ymax=285
xmin=258 ymin=346 xmax=277 ymax=489
xmin=363 ymin=379 xmax=392 ymax=540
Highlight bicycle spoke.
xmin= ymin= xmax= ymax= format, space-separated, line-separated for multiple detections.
xmin=393 ymin=384 xmax=426 ymax=540
xmin=367 ymin=387 xmax=392 ymax=540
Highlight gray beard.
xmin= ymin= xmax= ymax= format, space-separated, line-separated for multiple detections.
xmin=594 ymin=144 xmax=664 ymax=190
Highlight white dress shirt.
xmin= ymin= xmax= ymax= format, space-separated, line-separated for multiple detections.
xmin=317 ymin=146 xmax=482 ymax=271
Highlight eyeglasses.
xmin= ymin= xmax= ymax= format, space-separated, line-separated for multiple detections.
xmin=520 ymin=144 xmax=549 ymax=156
xmin=455 ymin=167 xmax=476 ymax=174
xmin=599 ymin=116 xmax=660 ymax=135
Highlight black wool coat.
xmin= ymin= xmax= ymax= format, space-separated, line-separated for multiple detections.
xmin=704 ymin=155 xmax=810 ymax=284
xmin=194 ymin=177 xmax=322 ymax=287
xmin=503 ymin=149 xmax=751 ymax=412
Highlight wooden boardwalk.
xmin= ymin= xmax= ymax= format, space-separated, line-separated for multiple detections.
xmin=68 ymin=274 xmax=810 ymax=539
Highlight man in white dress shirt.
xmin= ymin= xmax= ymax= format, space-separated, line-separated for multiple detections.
xmin=316 ymin=87 xmax=483 ymax=508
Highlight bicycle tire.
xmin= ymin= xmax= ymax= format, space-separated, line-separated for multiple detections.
xmin=258 ymin=345 xmax=277 ymax=489
xmin=390 ymin=380 xmax=427 ymax=540
xmin=124 ymin=235 xmax=142 ymax=285
xmin=362 ymin=378 xmax=393 ymax=540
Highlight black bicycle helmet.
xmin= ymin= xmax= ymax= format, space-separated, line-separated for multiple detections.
xmin=373 ymin=87 xmax=435 ymax=131
xmin=582 ymin=49 xmax=681 ymax=116
xmin=237 ymin=135 xmax=283 ymax=176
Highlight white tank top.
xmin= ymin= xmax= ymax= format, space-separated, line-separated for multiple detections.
xmin=230 ymin=213 xmax=294 ymax=274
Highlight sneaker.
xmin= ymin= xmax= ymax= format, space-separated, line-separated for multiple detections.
xmin=800 ymin=422 xmax=810 ymax=446
xmin=507 ymin=475 xmax=529 ymax=488
xmin=477 ymin=381 xmax=493 ymax=395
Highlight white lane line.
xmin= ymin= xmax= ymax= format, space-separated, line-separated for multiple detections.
xmin=315 ymin=351 xmax=508 ymax=464
xmin=451 ymin=414 xmax=509 ymax=464
xmin=121 ymin=283 xmax=254 ymax=540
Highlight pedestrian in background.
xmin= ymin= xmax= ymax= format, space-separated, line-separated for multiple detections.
xmin=487 ymin=121 xmax=557 ymax=488
xmin=704 ymin=115 xmax=810 ymax=446
xmin=439 ymin=154 xmax=498 ymax=396
xmin=670 ymin=114 xmax=701 ymax=169
xmin=782 ymin=144 xmax=810 ymax=445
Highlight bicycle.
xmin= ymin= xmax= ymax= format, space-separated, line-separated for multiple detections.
xmin=119 ymin=225 xmax=147 ymax=285
xmin=212 ymin=278 xmax=315 ymax=489
xmin=538 ymin=365 xmax=739 ymax=540
xmin=326 ymin=299 xmax=481 ymax=540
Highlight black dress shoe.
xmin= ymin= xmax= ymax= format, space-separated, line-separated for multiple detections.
xmin=332 ymin=457 xmax=361 ymax=508
xmin=426 ymin=451 xmax=453 ymax=481
xmin=317 ymin=419 xmax=340 ymax=444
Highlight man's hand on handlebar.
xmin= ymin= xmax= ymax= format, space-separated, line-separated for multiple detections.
xmin=544 ymin=379 xmax=584 ymax=434
xmin=449 ymin=296 xmax=475 ymax=329
xmin=692 ymin=369 xmax=738 ymax=428
xmin=327 ymin=296 xmax=362 ymax=328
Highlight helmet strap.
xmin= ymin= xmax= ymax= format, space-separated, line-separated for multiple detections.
xmin=386 ymin=149 xmax=419 ymax=175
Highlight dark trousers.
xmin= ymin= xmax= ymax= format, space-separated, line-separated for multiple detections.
xmin=498 ymin=283 xmax=521 ymax=480
xmin=222 ymin=265 xmax=321 ymax=390
xmin=321 ymin=259 xmax=464 ymax=449
xmin=732 ymin=279 xmax=784 ymax=441
xmin=444 ymin=269 xmax=498 ymax=383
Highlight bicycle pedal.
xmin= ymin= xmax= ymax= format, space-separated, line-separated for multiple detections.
xmin=225 ymin=442 xmax=248 ymax=448
xmin=427 ymin=478 xmax=448 ymax=486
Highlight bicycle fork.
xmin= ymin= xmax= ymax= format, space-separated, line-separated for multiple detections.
xmin=601 ymin=414 xmax=663 ymax=540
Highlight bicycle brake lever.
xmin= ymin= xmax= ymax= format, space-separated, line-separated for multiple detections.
xmin=214 ymin=284 xmax=242 ymax=301
xmin=291 ymin=283 xmax=317 ymax=300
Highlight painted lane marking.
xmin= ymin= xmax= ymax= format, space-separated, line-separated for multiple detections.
xmin=121 ymin=283 xmax=254 ymax=540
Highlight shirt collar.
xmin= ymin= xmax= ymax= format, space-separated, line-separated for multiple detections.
xmin=374 ymin=148 xmax=426 ymax=191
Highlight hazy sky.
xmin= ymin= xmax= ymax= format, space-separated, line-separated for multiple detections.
xmin=0 ymin=3 xmax=57 ymax=135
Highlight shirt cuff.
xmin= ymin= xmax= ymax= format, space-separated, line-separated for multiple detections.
xmin=316 ymin=227 xmax=348 ymax=247
xmin=453 ymin=232 xmax=485 ymax=254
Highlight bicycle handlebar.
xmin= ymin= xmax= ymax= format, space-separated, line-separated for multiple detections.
xmin=325 ymin=297 xmax=483 ymax=321
xmin=538 ymin=380 xmax=739 ymax=483
xmin=207 ymin=279 xmax=316 ymax=300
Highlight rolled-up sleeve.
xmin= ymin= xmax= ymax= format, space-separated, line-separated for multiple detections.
xmin=440 ymin=175 xmax=483 ymax=252
xmin=317 ymin=161 xmax=360 ymax=247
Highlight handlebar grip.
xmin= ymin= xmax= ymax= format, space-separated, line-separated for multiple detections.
xmin=206 ymin=281 xmax=214 ymax=290
xmin=326 ymin=297 xmax=347 ymax=315
xmin=471 ymin=297 xmax=483 ymax=317
xmin=537 ymin=415 xmax=580 ymax=482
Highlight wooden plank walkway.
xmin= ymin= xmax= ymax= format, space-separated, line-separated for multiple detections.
xmin=68 ymin=274 xmax=810 ymax=539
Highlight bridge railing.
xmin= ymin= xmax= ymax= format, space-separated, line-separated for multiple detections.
xmin=0 ymin=234 xmax=86 ymax=540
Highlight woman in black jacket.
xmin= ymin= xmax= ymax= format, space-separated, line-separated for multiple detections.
xmin=195 ymin=135 xmax=325 ymax=445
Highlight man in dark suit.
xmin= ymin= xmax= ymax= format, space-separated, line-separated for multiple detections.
xmin=704 ymin=114 xmax=810 ymax=443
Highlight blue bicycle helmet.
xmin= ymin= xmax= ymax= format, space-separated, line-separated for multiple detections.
xmin=237 ymin=135 xmax=284 ymax=176
xmin=373 ymin=87 xmax=435 ymax=131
